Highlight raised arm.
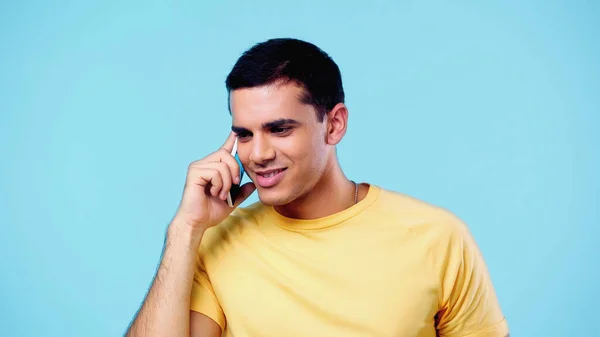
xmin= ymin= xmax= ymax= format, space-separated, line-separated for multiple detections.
xmin=125 ymin=133 xmax=255 ymax=336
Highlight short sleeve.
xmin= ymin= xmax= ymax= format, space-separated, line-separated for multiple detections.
xmin=190 ymin=246 xmax=226 ymax=331
xmin=435 ymin=216 xmax=509 ymax=337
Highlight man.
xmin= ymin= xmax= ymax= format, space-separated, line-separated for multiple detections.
xmin=126 ymin=38 xmax=509 ymax=337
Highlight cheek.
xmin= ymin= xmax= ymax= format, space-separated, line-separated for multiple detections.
xmin=288 ymin=129 xmax=327 ymax=170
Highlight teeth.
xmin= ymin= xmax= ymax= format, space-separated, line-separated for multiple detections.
xmin=261 ymin=170 xmax=280 ymax=178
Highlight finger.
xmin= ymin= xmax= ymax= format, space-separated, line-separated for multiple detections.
xmin=220 ymin=131 xmax=237 ymax=153
xmin=198 ymin=132 xmax=238 ymax=165
xmin=203 ymin=162 xmax=233 ymax=200
xmin=191 ymin=167 xmax=223 ymax=197
xmin=216 ymin=150 xmax=241 ymax=184
xmin=233 ymin=182 xmax=256 ymax=207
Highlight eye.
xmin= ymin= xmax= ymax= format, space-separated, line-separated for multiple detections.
xmin=271 ymin=127 xmax=291 ymax=135
xmin=236 ymin=131 xmax=252 ymax=141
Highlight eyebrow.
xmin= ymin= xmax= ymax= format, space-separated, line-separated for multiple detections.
xmin=231 ymin=118 xmax=301 ymax=133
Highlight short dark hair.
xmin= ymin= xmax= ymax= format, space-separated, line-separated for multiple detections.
xmin=225 ymin=38 xmax=345 ymax=122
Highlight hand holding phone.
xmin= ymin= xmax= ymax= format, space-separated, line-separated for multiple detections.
xmin=172 ymin=132 xmax=255 ymax=233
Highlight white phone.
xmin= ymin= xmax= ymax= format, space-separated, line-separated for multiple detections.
xmin=226 ymin=137 xmax=245 ymax=207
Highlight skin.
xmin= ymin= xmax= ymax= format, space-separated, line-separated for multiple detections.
xmin=230 ymin=81 xmax=361 ymax=219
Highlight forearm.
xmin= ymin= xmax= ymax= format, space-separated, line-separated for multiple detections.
xmin=126 ymin=221 xmax=205 ymax=337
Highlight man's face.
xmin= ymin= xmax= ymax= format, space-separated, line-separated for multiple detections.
xmin=230 ymin=82 xmax=330 ymax=206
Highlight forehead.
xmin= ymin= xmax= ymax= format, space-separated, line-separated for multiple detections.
xmin=230 ymin=82 xmax=316 ymax=126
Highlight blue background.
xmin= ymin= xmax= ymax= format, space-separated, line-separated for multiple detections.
xmin=1 ymin=1 xmax=598 ymax=336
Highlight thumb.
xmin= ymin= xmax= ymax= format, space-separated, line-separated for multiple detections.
xmin=233 ymin=182 xmax=256 ymax=207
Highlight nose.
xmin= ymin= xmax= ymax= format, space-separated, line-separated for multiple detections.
xmin=249 ymin=135 xmax=276 ymax=165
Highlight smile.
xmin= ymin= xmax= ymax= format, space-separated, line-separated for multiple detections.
xmin=254 ymin=168 xmax=288 ymax=188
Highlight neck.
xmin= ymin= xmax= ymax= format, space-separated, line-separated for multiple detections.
xmin=274 ymin=156 xmax=357 ymax=220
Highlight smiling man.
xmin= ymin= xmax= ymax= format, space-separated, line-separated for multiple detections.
xmin=126 ymin=38 xmax=510 ymax=337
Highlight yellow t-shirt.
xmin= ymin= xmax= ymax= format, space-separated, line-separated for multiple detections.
xmin=190 ymin=184 xmax=509 ymax=337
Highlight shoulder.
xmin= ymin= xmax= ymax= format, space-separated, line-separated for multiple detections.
xmin=373 ymin=186 xmax=472 ymax=242
xmin=374 ymin=186 xmax=483 ymax=274
xmin=197 ymin=201 xmax=268 ymax=261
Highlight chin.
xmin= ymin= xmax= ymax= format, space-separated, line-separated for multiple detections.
xmin=256 ymin=188 xmax=295 ymax=206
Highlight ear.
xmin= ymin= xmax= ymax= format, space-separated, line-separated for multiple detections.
xmin=325 ymin=103 xmax=348 ymax=146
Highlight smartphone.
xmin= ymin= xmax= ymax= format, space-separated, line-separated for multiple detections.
xmin=227 ymin=137 xmax=245 ymax=207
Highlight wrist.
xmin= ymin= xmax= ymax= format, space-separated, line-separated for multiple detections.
xmin=167 ymin=219 xmax=206 ymax=250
